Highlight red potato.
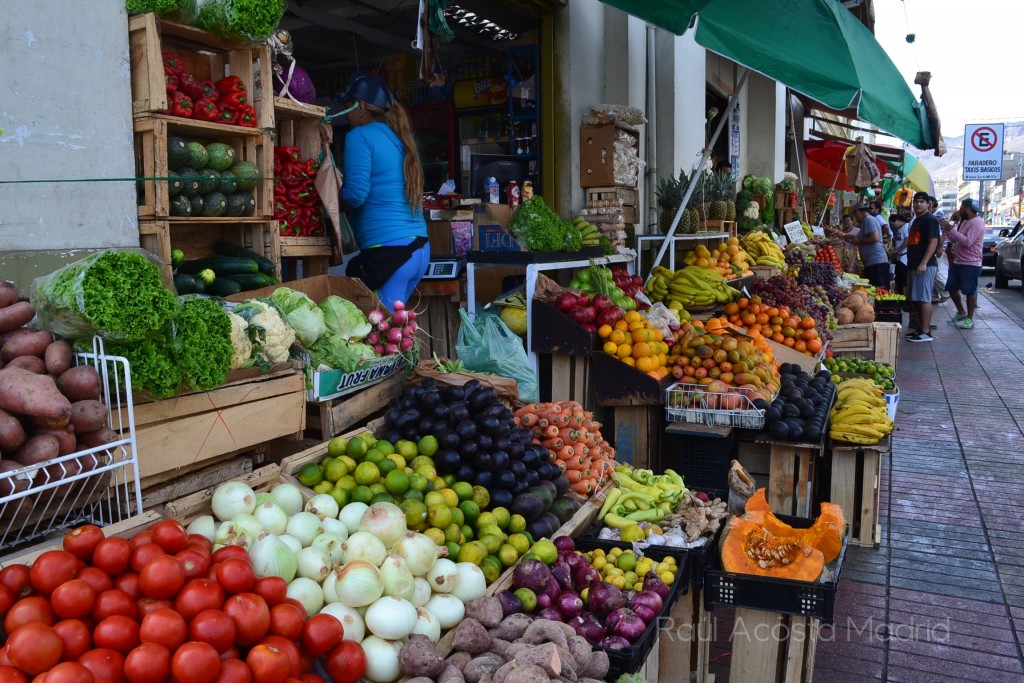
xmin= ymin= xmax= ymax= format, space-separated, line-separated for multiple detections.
xmin=70 ymin=400 xmax=107 ymax=434
xmin=13 ymin=435 xmax=60 ymax=467
xmin=0 ymin=460 xmax=32 ymax=497
xmin=6 ymin=356 xmax=46 ymax=374
xmin=0 ymin=367 xmax=73 ymax=426
xmin=0 ymin=282 xmax=19 ymax=309
xmin=78 ymin=428 xmax=119 ymax=449
xmin=1 ymin=330 xmax=53 ymax=361
xmin=44 ymin=341 xmax=73 ymax=376
xmin=0 ymin=302 xmax=34 ymax=334
xmin=33 ymin=425 xmax=76 ymax=456
xmin=0 ymin=409 xmax=27 ymax=452
xmin=56 ymin=366 xmax=102 ymax=402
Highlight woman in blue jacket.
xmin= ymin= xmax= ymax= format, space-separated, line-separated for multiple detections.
xmin=337 ymin=76 xmax=429 ymax=311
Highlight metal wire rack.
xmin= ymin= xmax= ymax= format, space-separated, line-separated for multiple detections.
xmin=665 ymin=382 xmax=767 ymax=430
xmin=0 ymin=338 xmax=141 ymax=550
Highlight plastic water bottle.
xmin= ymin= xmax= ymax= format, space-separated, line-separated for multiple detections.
xmin=485 ymin=177 xmax=499 ymax=204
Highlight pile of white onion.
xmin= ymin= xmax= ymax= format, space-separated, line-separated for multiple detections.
xmin=196 ymin=480 xmax=488 ymax=683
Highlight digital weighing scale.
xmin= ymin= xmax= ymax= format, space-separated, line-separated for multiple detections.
xmin=423 ymin=258 xmax=466 ymax=280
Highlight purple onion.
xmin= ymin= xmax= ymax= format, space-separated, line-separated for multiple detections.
xmin=642 ymin=572 xmax=671 ymax=600
xmin=553 ymin=536 xmax=575 ymax=554
xmin=497 ymin=590 xmax=523 ymax=617
xmin=574 ymin=616 xmax=606 ymax=645
xmin=535 ymin=592 xmax=552 ymax=610
xmin=513 ymin=559 xmax=552 ymax=593
xmin=551 ymin=562 xmax=574 ymax=592
xmin=622 ymin=589 xmax=637 ymax=608
xmin=556 ymin=592 xmax=583 ymax=620
xmin=612 ymin=608 xmax=648 ymax=643
xmin=587 ymin=581 xmax=627 ymax=620
xmin=542 ymin=578 xmax=562 ymax=603
xmin=563 ymin=552 xmax=586 ymax=574
xmin=606 ymin=607 xmax=630 ymax=631
xmin=633 ymin=603 xmax=657 ymax=622
xmin=572 ymin=565 xmax=600 ymax=589
xmin=632 ymin=589 xmax=664 ymax=615
xmin=599 ymin=635 xmax=631 ymax=650
xmin=537 ymin=607 xmax=563 ymax=622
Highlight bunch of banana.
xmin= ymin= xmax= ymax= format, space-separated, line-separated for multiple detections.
xmin=829 ymin=378 xmax=894 ymax=445
xmin=741 ymin=231 xmax=787 ymax=267
xmin=572 ymin=216 xmax=604 ymax=248
xmin=649 ymin=265 xmax=739 ymax=308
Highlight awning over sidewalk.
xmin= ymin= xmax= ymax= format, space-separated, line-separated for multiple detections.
xmin=600 ymin=0 xmax=933 ymax=150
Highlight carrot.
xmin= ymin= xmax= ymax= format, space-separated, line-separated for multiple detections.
xmin=537 ymin=417 xmax=549 ymax=428
xmin=565 ymin=469 xmax=586 ymax=484
xmin=542 ymin=424 xmax=560 ymax=439
xmin=541 ymin=437 xmax=563 ymax=450
xmin=571 ymin=479 xmax=595 ymax=495
xmin=558 ymin=428 xmax=580 ymax=443
xmin=555 ymin=446 xmax=577 ymax=462
xmin=552 ymin=459 xmax=568 ymax=472
xmin=519 ymin=412 xmax=538 ymax=427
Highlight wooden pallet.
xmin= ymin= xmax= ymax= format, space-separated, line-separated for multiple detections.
xmin=828 ymin=436 xmax=887 ymax=547
xmin=128 ymin=13 xmax=273 ymax=126
xmin=409 ymin=280 xmax=463 ymax=364
xmin=727 ymin=608 xmax=819 ymax=683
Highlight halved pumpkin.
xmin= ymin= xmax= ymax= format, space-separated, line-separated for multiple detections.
xmin=742 ymin=488 xmax=845 ymax=563
xmin=720 ymin=516 xmax=825 ymax=581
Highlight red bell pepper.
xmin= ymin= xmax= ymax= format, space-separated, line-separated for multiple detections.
xmin=216 ymin=76 xmax=247 ymax=99
xmin=217 ymin=105 xmax=239 ymax=125
xmin=237 ymin=104 xmax=257 ymax=128
xmin=165 ymin=71 xmax=178 ymax=96
xmin=306 ymin=209 xmax=324 ymax=236
xmin=219 ymin=90 xmax=246 ymax=109
xmin=162 ymin=52 xmax=183 ymax=75
xmin=304 ymin=159 xmax=320 ymax=177
xmin=192 ymin=97 xmax=220 ymax=121
xmin=275 ymin=147 xmax=301 ymax=164
xmin=168 ymin=93 xmax=194 ymax=118
xmin=278 ymin=219 xmax=296 ymax=236
xmin=178 ymin=72 xmax=201 ymax=101
xmin=197 ymin=80 xmax=218 ymax=101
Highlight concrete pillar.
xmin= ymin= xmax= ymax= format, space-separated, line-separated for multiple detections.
xmin=745 ymin=72 xmax=786 ymax=182
xmin=654 ymin=31 xmax=705 ymax=187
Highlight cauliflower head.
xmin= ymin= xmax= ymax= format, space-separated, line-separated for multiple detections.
xmin=227 ymin=312 xmax=253 ymax=369
xmin=232 ymin=300 xmax=296 ymax=365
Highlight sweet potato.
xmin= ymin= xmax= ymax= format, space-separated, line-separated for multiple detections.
xmin=0 ymin=460 xmax=32 ymax=497
xmin=70 ymin=400 xmax=107 ymax=434
xmin=6 ymin=356 xmax=46 ymax=374
xmin=446 ymin=652 xmax=472 ymax=673
xmin=503 ymin=665 xmax=549 ymax=683
xmin=522 ymin=621 xmax=567 ymax=648
xmin=513 ymin=644 xmax=561 ymax=678
xmin=465 ymin=597 xmax=503 ymax=629
xmin=0 ymin=302 xmax=34 ymax=334
xmin=463 ymin=654 xmax=504 ymax=683
xmin=44 ymin=341 xmax=73 ymax=376
xmin=489 ymin=614 xmax=533 ymax=642
xmin=78 ymin=427 xmax=118 ymax=449
xmin=0 ymin=282 xmax=19 ymax=309
xmin=399 ymin=635 xmax=445 ymax=679
xmin=578 ymin=651 xmax=608 ymax=681
xmin=56 ymin=366 xmax=102 ymax=402
xmin=0 ymin=367 xmax=73 ymax=425
xmin=1 ymin=330 xmax=53 ymax=361
xmin=33 ymin=425 xmax=76 ymax=456
xmin=439 ymin=664 xmax=466 ymax=683
xmin=452 ymin=619 xmax=492 ymax=655
xmin=0 ymin=408 xmax=27 ymax=452
xmin=13 ymin=435 xmax=60 ymax=467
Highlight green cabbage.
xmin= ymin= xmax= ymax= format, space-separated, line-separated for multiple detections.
xmin=319 ymin=295 xmax=371 ymax=342
xmin=307 ymin=336 xmax=377 ymax=373
xmin=270 ymin=287 xmax=326 ymax=348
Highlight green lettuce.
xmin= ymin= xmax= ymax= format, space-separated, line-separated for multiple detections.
xmin=270 ymin=287 xmax=326 ymax=348
xmin=308 ymin=336 xmax=377 ymax=373
xmin=175 ymin=296 xmax=234 ymax=392
xmin=319 ymin=295 xmax=371 ymax=342
xmin=101 ymin=334 xmax=182 ymax=400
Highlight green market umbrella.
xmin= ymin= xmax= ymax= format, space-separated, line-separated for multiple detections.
xmin=601 ymin=0 xmax=930 ymax=149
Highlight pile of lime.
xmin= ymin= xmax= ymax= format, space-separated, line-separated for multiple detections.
xmin=584 ymin=547 xmax=678 ymax=591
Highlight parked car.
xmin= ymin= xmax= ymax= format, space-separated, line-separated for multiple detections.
xmin=994 ymin=221 xmax=1024 ymax=288
xmin=983 ymin=227 xmax=1005 ymax=268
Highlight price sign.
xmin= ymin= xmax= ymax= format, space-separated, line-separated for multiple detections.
xmin=812 ymin=225 xmax=826 ymax=237
xmin=784 ymin=220 xmax=807 ymax=244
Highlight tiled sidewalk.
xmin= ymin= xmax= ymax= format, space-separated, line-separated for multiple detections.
xmin=814 ymin=293 xmax=1024 ymax=682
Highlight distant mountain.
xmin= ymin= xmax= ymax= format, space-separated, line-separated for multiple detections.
xmin=915 ymin=125 xmax=1024 ymax=186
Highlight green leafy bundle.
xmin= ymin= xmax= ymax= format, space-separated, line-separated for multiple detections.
xmin=125 ymin=0 xmax=196 ymax=20
xmin=174 ymin=296 xmax=234 ymax=391
xmin=101 ymin=335 xmax=183 ymax=400
xmin=195 ymin=0 xmax=285 ymax=43
xmin=508 ymin=196 xmax=581 ymax=252
xmin=31 ymin=251 xmax=179 ymax=342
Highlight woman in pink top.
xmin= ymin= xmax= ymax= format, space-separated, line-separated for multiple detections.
xmin=942 ymin=198 xmax=986 ymax=328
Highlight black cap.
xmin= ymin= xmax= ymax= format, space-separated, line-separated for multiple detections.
xmin=853 ymin=203 xmax=870 ymax=212
xmin=960 ymin=198 xmax=981 ymax=214
xmin=913 ymin=191 xmax=931 ymax=202
xmin=332 ymin=75 xmax=395 ymax=109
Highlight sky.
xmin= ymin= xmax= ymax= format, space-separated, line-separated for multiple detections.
xmin=873 ymin=0 xmax=1024 ymax=133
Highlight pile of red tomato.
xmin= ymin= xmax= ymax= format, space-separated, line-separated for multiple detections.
xmin=0 ymin=522 xmax=366 ymax=683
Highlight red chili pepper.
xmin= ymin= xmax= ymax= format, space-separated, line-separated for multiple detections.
xmin=237 ymin=104 xmax=257 ymax=127
xmin=168 ymin=93 xmax=194 ymax=118
xmin=192 ymin=97 xmax=220 ymax=121
xmin=217 ymin=105 xmax=239 ymax=125
xmin=197 ymin=81 xmax=218 ymax=101
xmin=162 ymin=52 xmax=183 ymax=75
xmin=165 ymin=72 xmax=178 ymax=95
xmin=278 ymin=219 xmax=296 ymax=236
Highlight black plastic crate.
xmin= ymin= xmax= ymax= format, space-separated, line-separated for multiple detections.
xmin=875 ymin=311 xmax=903 ymax=323
xmin=573 ymin=535 xmax=689 ymax=603
xmin=661 ymin=429 xmax=738 ymax=494
xmin=702 ymin=513 xmax=848 ymax=623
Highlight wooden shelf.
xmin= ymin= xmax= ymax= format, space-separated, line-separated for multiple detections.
xmin=273 ymin=97 xmax=325 ymax=121
xmin=133 ymin=113 xmax=267 ymax=138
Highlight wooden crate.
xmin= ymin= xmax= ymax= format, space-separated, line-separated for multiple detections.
xmin=750 ymin=264 xmax=780 ymax=279
xmin=726 ymin=608 xmax=819 ymax=683
xmin=585 ymin=185 xmax=639 ymax=224
xmin=119 ymin=366 xmax=306 ymax=485
xmin=829 ymin=322 xmax=901 ymax=371
xmin=305 ymin=374 xmax=404 ymax=441
xmin=829 ymin=322 xmax=874 ymax=352
xmin=139 ymin=219 xmax=281 ymax=284
xmin=134 ymin=114 xmax=273 ymax=219
xmin=409 ymin=280 xmax=463 ymax=363
xmin=757 ymin=436 xmax=825 ymax=519
xmin=694 ymin=220 xmax=737 ymax=238
xmin=828 ymin=436 xmax=886 ymax=547
xmin=141 ymin=454 xmax=256 ymax=513
xmin=128 ymin=13 xmax=273 ymax=126
xmin=608 ymin=405 xmax=662 ymax=470
xmin=660 ymin=587 xmax=712 ymax=683
xmin=539 ymin=354 xmax=593 ymax=406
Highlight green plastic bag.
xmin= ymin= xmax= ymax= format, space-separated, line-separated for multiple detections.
xmin=455 ymin=309 xmax=538 ymax=403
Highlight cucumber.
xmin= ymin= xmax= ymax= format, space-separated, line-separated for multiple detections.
xmin=178 ymin=257 xmax=259 ymax=275
xmin=205 ymin=279 xmax=243 ymax=296
xmin=221 ymin=272 xmax=279 ymax=290
xmin=212 ymin=241 xmax=276 ymax=275
xmin=173 ymin=273 xmax=196 ymax=295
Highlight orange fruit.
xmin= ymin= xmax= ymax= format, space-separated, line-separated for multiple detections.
xmin=598 ymin=324 xmax=613 ymax=339
xmin=807 ymin=339 xmax=823 ymax=353
xmin=799 ymin=317 xmax=816 ymax=330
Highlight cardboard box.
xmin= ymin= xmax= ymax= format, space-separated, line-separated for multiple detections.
xmin=580 ymin=124 xmax=641 ymax=188
xmin=427 ymin=220 xmax=452 ymax=257
xmin=472 ymin=204 xmax=520 ymax=252
xmin=225 ymin=276 xmax=405 ymax=402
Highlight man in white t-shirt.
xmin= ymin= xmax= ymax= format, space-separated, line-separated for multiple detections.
xmin=888 ymin=213 xmax=911 ymax=295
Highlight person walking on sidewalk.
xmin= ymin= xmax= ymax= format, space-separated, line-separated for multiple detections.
xmin=905 ymin=192 xmax=941 ymax=342
xmin=942 ymin=198 xmax=986 ymax=329
xmin=846 ymin=203 xmax=890 ymax=287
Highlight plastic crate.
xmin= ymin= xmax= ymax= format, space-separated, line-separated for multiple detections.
xmin=661 ymin=430 xmax=737 ymax=496
xmin=573 ymin=535 xmax=689 ymax=603
xmin=665 ymin=382 xmax=766 ymax=429
xmin=702 ymin=513 xmax=848 ymax=623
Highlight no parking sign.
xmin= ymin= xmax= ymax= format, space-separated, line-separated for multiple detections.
xmin=963 ymin=123 xmax=1004 ymax=180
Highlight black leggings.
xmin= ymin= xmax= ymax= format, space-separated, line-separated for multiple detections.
xmin=863 ymin=262 xmax=891 ymax=288
xmin=893 ymin=262 xmax=907 ymax=294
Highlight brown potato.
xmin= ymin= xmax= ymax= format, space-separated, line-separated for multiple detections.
xmin=6 ymin=356 xmax=46 ymax=374
xmin=1 ymin=330 xmax=53 ymax=361
xmin=70 ymin=400 xmax=107 ymax=434
xmin=44 ymin=341 xmax=73 ymax=376
xmin=0 ymin=301 xmax=34 ymax=334
xmin=33 ymin=425 xmax=76 ymax=456
xmin=0 ymin=282 xmax=19 ymax=309
xmin=0 ymin=328 xmax=34 ymax=347
xmin=13 ymin=435 xmax=60 ymax=467
xmin=0 ymin=460 xmax=32 ymax=497
xmin=56 ymin=366 xmax=103 ymax=402
xmin=0 ymin=408 xmax=27 ymax=452
xmin=78 ymin=428 xmax=119 ymax=449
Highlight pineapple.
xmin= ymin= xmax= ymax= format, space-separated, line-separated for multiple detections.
xmin=655 ymin=170 xmax=685 ymax=234
xmin=709 ymin=172 xmax=733 ymax=221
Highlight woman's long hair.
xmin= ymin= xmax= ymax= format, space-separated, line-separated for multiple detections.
xmin=364 ymin=101 xmax=424 ymax=212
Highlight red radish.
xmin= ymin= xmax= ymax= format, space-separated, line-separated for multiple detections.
xmin=393 ymin=301 xmax=405 ymax=311
xmin=391 ymin=309 xmax=409 ymax=326
xmin=377 ymin=319 xmax=390 ymax=331
xmin=384 ymin=343 xmax=399 ymax=354
xmin=399 ymin=338 xmax=415 ymax=352
xmin=373 ymin=344 xmax=384 ymax=355
xmin=366 ymin=331 xmax=380 ymax=345
xmin=367 ymin=310 xmax=384 ymax=326
xmin=386 ymin=328 xmax=402 ymax=344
